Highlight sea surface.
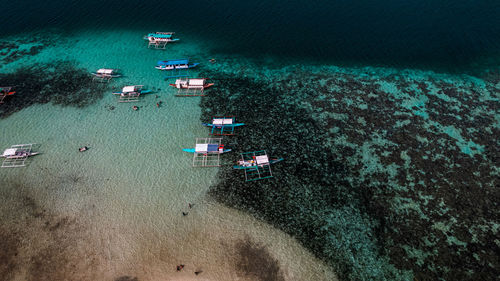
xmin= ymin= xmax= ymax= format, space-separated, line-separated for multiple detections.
xmin=0 ymin=1 xmax=499 ymax=281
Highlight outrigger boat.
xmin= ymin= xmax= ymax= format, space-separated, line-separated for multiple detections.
xmin=1 ymin=144 xmax=39 ymax=168
xmin=182 ymin=144 xmax=231 ymax=154
xmin=0 ymin=86 xmax=16 ymax=104
xmin=183 ymin=138 xmax=230 ymax=167
xmin=202 ymin=116 xmax=245 ymax=135
xmin=155 ymin=59 xmax=199 ymax=71
xmin=170 ymin=78 xmax=213 ymax=96
xmin=144 ymin=32 xmax=179 ymax=49
xmin=91 ymin=68 xmax=121 ymax=81
xmin=233 ymin=150 xmax=283 ymax=181
xmin=112 ymin=85 xmax=151 ymax=102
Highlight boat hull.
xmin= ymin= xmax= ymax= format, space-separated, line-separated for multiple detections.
xmin=183 ymin=148 xmax=232 ymax=154
xmin=202 ymin=123 xmax=245 ymax=128
xmin=169 ymin=83 xmax=214 ymax=89
xmin=155 ymin=63 xmax=199 ymax=70
xmin=1 ymin=152 xmax=40 ymax=159
xmin=112 ymin=89 xmax=151 ymax=95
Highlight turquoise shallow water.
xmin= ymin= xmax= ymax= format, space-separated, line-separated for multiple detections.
xmin=0 ymin=30 xmax=338 ymax=281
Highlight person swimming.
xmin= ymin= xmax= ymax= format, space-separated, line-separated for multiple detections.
xmin=79 ymin=146 xmax=88 ymax=152
xmin=132 ymin=106 xmax=138 ymax=111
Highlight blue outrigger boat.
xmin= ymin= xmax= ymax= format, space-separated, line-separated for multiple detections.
xmin=155 ymin=59 xmax=199 ymax=70
xmin=144 ymin=32 xmax=179 ymax=49
xmin=183 ymin=138 xmax=231 ymax=167
xmin=182 ymin=144 xmax=231 ymax=154
xmin=234 ymin=150 xmax=283 ymax=181
xmin=202 ymin=116 xmax=245 ymax=135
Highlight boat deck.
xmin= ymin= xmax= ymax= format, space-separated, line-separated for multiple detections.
xmin=209 ymin=116 xmax=237 ymax=135
xmin=191 ymin=138 xmax=223 ymax=167
xmin=239 ymin=150 xmax=274 ymax=181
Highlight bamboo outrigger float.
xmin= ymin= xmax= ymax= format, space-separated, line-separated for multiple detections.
xmin=233 ymin=150 xmax=283 ymax=181
xmin=183 ymin=138 xmax=231 ymax=167
xmin=144 ymin=32 xmax=180 ymax=49
xmin=112 ymin=85 xmax=151 ymax=102
xmin=169 ymin=78 xmax=214 ymax=97
xmin=0 ymin=86 xmax=15 ymax=104
xmin=202 ymin=116 xmax=245 ymax=135
xmin=91 ymin=69 xmax=121 ymax=82
xmin=1 ymin=144 xmax=39 ymax=168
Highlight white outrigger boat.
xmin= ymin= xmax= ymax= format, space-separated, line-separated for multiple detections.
xmin=1 ymin=144 xmax=39 ymax=168
xmin=91 ymin=68 xmax=121 ymax=82
xmin=169 ymin=78 xmax=214 ymax=96
xmin=112 ymin=85 xmax=152 ymax=102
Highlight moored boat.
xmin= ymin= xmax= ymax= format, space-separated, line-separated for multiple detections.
xmin=233 ymin=150 xmax=283 ymax=181
xmin=155 ymin=59 xmax=199 ymax=70
xmin=1 ymin=144 xmax=39 ymax=168
xmin=91 ymin=68 xmax=121 ymax=81
xmin=144 ymin=32 xmax=179 ymax=49
xmin=233 ymin=157 xmax=284 ymax=169
xmin=1 ymin=148 xmax=39 ymax=159
xmin=169 ymin=78 xmax=214 ymax=90
xmin=112 ymin=85 xmax=152 ymax=102
xmin=182 ymin=144 xmax=231 ymax=154
xmin=202 ymin=116 xmax=245 ymax=135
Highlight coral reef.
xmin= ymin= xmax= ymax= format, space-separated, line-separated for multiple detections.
xmin=201 ymin=66 xmax=499 ymax=281
xmin=0 ymin=61 xmax=108 ymax=118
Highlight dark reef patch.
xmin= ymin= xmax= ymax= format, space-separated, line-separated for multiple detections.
xmin=0 ymin=32 xmax=57 ymax=65
xmin=0 ymin=61 xmax=108 ymax=118
xmin=235 ymin=236 xmax=285 ymax=281
xmin=201 ymin=68 xmax=500 ymax=281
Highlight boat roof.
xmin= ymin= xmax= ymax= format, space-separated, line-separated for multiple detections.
xmin=148 ymin=33 xmax=173 ymax=38
xmin=97 ymin=68 xmax=115 ymax=74
xmin=195 ymin=143 xmax=219 ymax=153
xmin=2 ymin=148 xmax=16 ymax=157
xmin=157 ymin=59 xmax=189 ymax=66
xmin=122 ymin=86 xmax=137 ymax=93
xmin=189 ymin=79 xmax=205 ymax=86
xmin=255 ymin=155 xmax=269 ymax=165
xmin=213 ymin=118 xmax=233 ymax=125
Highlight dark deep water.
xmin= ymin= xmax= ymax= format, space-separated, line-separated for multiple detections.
xmin=3 ymin=0 xmax=500 ymax=71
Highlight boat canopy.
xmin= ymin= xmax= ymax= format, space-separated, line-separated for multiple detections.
xmin=2 ymin=148 xmax=16 ymax=157
xmin=195 ymin=144 xmax=219 ymax=153
xmin=148 ymin=33 xmax=172 ymax=38
xmin=255 ymin=155 xmax=269 ymax=165
xmin=213 ymin=118 xmax=233 ymax=125
xmin=97 ymin=69 xmax=115 ymax=74
xmin=189 ymin=79 xmax=205 ymax=86
xmin=158 ymin=59 xmax=189 ymax=66
xmin=122 ymin=86 xmax=137 ymax=93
